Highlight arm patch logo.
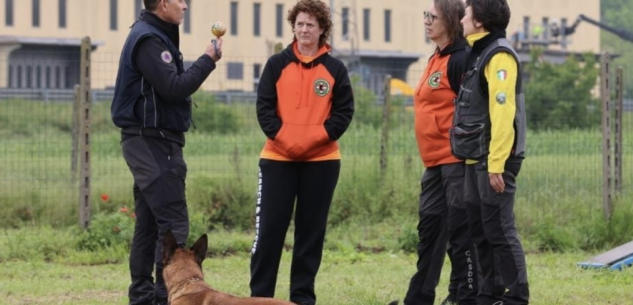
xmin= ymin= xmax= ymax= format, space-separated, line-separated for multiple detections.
xmin=497 ymin=69 xmax=507 ymax=81
xmin=428 ymin=72 xmax=442 ymax=88
xmin=161 ymin=50 xmax=173 ymax=63
xmin=314 ymin=79 xmax=330 ymax=97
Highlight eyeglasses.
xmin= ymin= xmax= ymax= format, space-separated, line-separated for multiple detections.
xmin=423 ymin=11 xmax=439 ymax=23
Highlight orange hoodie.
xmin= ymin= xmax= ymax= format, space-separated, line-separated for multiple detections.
xmin=256 ymin=42 xmax=354 ymax=161
xmin=414 ymin=40 xmax=468 ymax=167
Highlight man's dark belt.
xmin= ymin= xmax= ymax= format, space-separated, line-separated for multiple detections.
xmin=121 ymin=126 xmax=185 ymax=146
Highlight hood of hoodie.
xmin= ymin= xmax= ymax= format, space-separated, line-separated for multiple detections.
xmin=281 ymin=42 xmax=332 ymax=66
xmin=275 ymin=42 xmax=333 ymax=111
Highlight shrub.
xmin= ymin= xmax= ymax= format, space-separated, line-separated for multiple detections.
xmin=396 ymin=219 xmax=419 ymax=253
xmin=187 ymin=176 xmax=255 ymax=231
xmin=524 ymin=49 xmax=600 ymax=130
xmin=0 ymin=227 xmax=75 ymax=262
xmin=75 ymin=206 xmax=135 ymax=251
xmin=350 ymin=76 xmax=382 ymax=128
xmin=533 ymin=216 xmax=577 ymax=252
xmin=577 ymin=201 xmax=633 ymax=251
xmin=191 ymin=92 xmax=242 ymax=134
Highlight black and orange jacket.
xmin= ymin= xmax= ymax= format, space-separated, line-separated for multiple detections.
xmin=256 ymin=42 xmax=354 ymax=161
xmin=414 ymin=39 xmax=468 ymax=168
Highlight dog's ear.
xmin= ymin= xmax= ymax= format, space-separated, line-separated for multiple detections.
xmin=191 ymin=234 xmax=208 ymax=266
xmin=163 ymin=230 xmax=178 ymax=266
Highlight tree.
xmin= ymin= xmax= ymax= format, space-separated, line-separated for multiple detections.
xmin=601 ymin=0 xmax=633 ymax=98
xmin=524 ymin=49 xmax=600 ymax=130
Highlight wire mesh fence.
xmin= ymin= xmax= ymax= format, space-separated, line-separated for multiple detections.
xmin=0 ymin=47 xmax=632 ymax=229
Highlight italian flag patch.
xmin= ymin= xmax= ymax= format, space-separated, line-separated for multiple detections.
xmin=497 ymin=69 xmax=508 ymax=81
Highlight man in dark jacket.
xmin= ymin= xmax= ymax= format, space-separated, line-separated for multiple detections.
xmin=110 ymin=1 xmax=222 ymax=304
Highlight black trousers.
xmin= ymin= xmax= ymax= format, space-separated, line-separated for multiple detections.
xmin=464 ymin=160 xmax=529 ymax=305
xmin=250 ymin=159 xmax=340 ymax=304
xmin=121 ymin=136 xmax=189 ymax=305
xmin=404 ymin=163 xmax=478 ymax=305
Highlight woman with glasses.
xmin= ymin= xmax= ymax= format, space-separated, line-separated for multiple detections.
xmin=398 ymin=0 xmax=477 ymax=304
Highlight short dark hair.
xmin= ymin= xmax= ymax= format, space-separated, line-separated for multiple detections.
xmin=435 ymin=0 xmax=465 ymax=43
xmin=144 ymin=0 xmax=160 ymax=12
xmin=465 ymin=0 xmax=511 ymax=32
xmin=287 ymin=0 xmax=333 ymax=47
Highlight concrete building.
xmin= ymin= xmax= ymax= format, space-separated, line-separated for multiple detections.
xmin=0 ymin=0 xmax=601 ymax=96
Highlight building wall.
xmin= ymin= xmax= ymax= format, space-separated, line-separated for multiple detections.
xmin=0 ymin=0 xmax=601 ymax=90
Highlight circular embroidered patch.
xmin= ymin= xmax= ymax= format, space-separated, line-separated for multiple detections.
xmin=314 ymin=78 xmax=330 ymax=97
xmin=428 ymin=72 xmax=442 ymax=88
xmin=496 ymin=92 xmax=507 ymax=104
xmin=161 ymin=50 xmax=173 ymax=63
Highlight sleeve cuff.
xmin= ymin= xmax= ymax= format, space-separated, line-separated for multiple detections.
xmin=488 ymin=162 xmax=505 ymax=174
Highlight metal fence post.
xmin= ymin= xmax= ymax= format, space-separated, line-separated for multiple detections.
xmin=614 ymin=66 xmax=623 ymax=196
xmin=71 ymin=85 xmax=80 ymax=182
xmin=600 ymin=52 xmax=612 ymax=221
xmin=380 ymin=75 xmax=392 ymax=181
xmin=78 ymin=37 xmax=92 ymax=229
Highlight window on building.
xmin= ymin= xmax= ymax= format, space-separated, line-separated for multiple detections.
xmin=26 ymin=66 xmax=33 ymax=88
xmin=17 ymin=66 xmax=23 ymax=88
xmin=253 ymin=63 xmax=262 ymax=91
xmin=8 ymin=66 xmax=13 ymax=88
xmin=253 ymin=3 xmax=261 ymax=37
xmin=55 ymin=66 xmax=61 ymax=88
xmin=342 ymin=7 xmax=349 ymax=40
xmin=276 ymin=4 xmax=283 ymax=37
xmin=254 ymin=64 xmax=261 ymax=79
xmin=5 ymin=0 xmax=14 ymax=26
xmin=184 ymin=0 xmax=191 ymax=33
xmin=110 ymin=0 xmax=118 ymax=30
xmin=45 ymin=66 xmax=51 ymax=88
xmin=59 ymin=0 xmax=67 ymax=28
xmin=135 ymin=0 xmax=142 ymax=20
xmin=230 ymin=2 xmax=238 ymax=36
xmin=363 ymin=9 xmax=370 ymax=41
xmin=65 ymin=66 xmax=71 ymax=88
xmin=227 ymin=62 xmax=244 ymax=80
xmin=33 ymin=0 xmax=40 ymax=27
xmin=36 ymin=66 xmax=41 ymax=88
xmin=384 ymin=10 xmax=391 ymax=42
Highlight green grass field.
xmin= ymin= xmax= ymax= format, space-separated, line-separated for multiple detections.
xmin=1 ymin=241 xmax=632 ymax=305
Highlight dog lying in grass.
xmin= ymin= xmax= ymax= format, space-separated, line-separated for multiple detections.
xmin=162 ymin=230 xmax=294 ymax=305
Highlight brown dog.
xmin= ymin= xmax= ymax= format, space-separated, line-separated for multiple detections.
xmin=162 ymin=230 xmax=295 ymax=305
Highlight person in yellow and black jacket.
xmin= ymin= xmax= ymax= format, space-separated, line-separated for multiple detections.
xmin=250 ymin=1 xmax=354 ymax=304
xmin=451 ymin=0 xmax=528 ymax=304
xmin=398 ymin=1 xmax=478 ymax=305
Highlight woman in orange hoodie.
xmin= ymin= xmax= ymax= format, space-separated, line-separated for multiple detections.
xmin=400 ymin=0 xmax=477 ymax=304
xmin=250 ymin=1 xmax=354 ymax=304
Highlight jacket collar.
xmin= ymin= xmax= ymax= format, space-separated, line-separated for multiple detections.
xmin=469 ymin=30 xmax=507 ymax=55
xmin=282 ymin=42 xmax=331 ymax=64
xmin=138 ymin=10 xmax=180 ymax=48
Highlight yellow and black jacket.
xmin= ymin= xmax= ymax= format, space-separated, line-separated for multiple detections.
xmin=450 ymin=31 xmax=527 ymax=173
xmin=256 ymin=42 xmax=354 ymax=161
